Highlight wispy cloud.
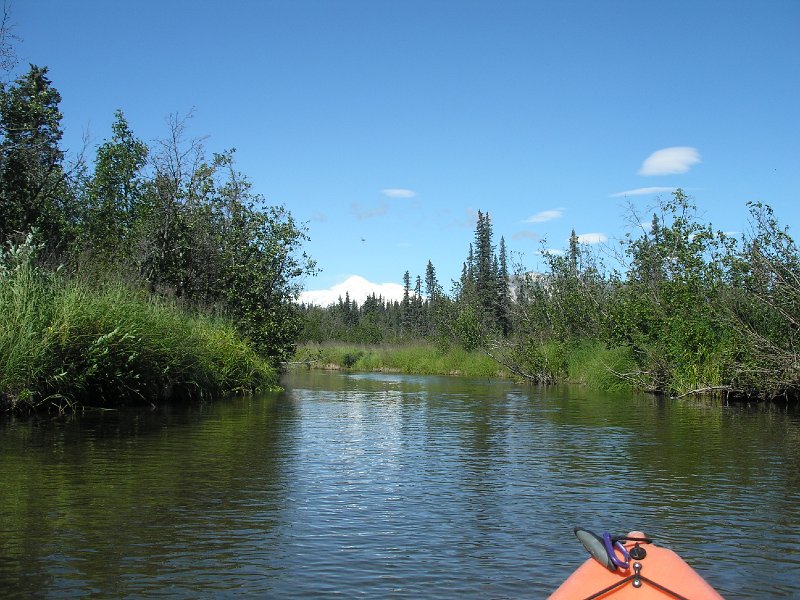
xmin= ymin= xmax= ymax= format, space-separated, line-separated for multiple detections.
xmin=310 ymin=210 xmax=328 ymax=222
xmin=513 ymin=230 xmax=540 ymax=241
xmin=298 ymin=275 xmax=405 ymax=306
xmin=577 ymin=233 xmax=607 ymax=244
xmin=351 ymin=201 xmax=389 ymax=220
xmin=638 ymin=147 xmax=701 ymax=176
xmin=523 ymin=208 xmax=564 ymax=223
xmin=381 ymin=188 xmax=416 ymax=199
xmin=539 ymin=248 xmax=565 ymax=256
xmin=610 ymin=186 xmax=676 ymax=198
xmin=451 ymin=208 xmax=480 ymax=229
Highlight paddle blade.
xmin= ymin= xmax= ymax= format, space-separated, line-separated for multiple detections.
xmin=574 ymin=528 xmax=615 ymax=571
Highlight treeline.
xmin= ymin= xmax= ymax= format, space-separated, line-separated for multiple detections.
xmin=300 ymin=193 xmax=800 ymax=401
xmin=299 ymin=210 xmax=512 ymax=348
xmin=0 ymin=64 xmax=314 ymax=411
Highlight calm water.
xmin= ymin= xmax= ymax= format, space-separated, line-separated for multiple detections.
xmin=1 ymin=370 xmax=799 ymax=598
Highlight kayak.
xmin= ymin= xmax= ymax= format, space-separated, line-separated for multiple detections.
xmin=548 ymin=529 xmax=724 ymax=599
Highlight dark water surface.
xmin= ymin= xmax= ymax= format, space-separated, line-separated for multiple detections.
xmin=1 ymin=371 xmax=799 ymax=598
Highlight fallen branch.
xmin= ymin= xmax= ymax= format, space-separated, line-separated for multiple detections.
xmin=483 ymin=347 xmax=555 ymax=384
xmin=672 ymin=385 xmax=737 ymax=399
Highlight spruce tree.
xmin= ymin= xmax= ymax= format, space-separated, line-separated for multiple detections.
xmin=473 ymin=210 xmax=497 ymax=321
xmin=0 ymin=65 xmax=68 ymax=245
xmin=496 ymin=236 xmax=511 ymax=336
xmin=424 ymin=260 xmax=438 ymax=301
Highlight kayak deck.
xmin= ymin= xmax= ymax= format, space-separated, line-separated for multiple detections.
xmin=548 ymin=531 xmax=724 ymax=599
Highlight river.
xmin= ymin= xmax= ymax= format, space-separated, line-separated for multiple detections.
xmin=1 ymin=370 xmax=799 ymax=598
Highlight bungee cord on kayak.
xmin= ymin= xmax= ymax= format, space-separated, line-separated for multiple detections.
xmin=582 ymin=562 xmax=692 ymax=600
xmin=549 ymin=528 xmax=725 ymax=599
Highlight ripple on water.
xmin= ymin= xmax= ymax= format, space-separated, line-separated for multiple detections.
xmin=0 ymin=373 xmax=798 ymax=598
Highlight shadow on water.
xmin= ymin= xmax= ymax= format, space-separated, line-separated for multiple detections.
xmin=0 ymin=391 xmax=298 ymax=597
xmin=1 ymin=371 xmax=799 ymax=598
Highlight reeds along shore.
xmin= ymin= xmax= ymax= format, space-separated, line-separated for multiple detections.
xmin=0 ymin=264 xmax=278 ymax=414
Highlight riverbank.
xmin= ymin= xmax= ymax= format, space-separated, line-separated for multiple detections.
xmin=291 ymin=340 xmax=637 ymax=393
xmin=0 ymin=266 xmax=279 ymax=414
xmin=292 ymin=342 xmax=509 ymax=378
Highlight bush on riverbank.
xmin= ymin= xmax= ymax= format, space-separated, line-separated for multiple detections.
xmin=298 ymin=192 xmax=800 ymax=402
xmin=0 ymin=260 xmax=279 ymax=414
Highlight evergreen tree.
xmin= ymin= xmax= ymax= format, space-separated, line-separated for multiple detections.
xmin=402 ymin=270 xmax=411 ymax=308
xmin=424 ymin=259 xmax=440 ymax=335
xmin=473 ymin=211 xmax=496 ymax=317
xmin=401 ymin=270 xmax=412 ymax=333
xmin=0 ymin=65 xmax=69 ymax=246
xmin=466 ymin=243 xmax=475 ymax=283
xmin=424 ymin=260 xmax=438 ymax=301
xmin=495 ymin=236 xmax=511 ymax=336
xmin=413 ymin=274 xmax=424 ymax=331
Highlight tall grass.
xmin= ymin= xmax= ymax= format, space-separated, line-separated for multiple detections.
xmin=293 ymin=342 xmax=509 ymax=378
xmin=561 ymin=340 xmax=637 ymax=393
xmin=0 ymin=265 xmax=278 ymax=413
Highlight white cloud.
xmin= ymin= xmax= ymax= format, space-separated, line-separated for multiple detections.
xmin=513 ymin=230 xmax=540 ymax=241
xmin=299 ymin=275 xmax=405 ymax=306
xmin=351 ymin=201 xmax=389 ymax=220
xmin=610 ymin=186 xmax=676 ymax=198
xmin=523 ymin=208 xmax=564 ymax=223
xmin=577 ymin=233 xmax=607 ymax=244
xmin=638 ymin=147 xmax=701 ymax=176
xmin=539 ymin=248 xmax=565 ymax=256
xmin=381 ymin=188 xmax=416 ymax=199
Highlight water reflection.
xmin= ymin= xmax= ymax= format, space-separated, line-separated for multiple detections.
xmin=1 ymin=372 xmax=799 ymax=598
xmin=0 ymin=393 xmax=298 ymax=597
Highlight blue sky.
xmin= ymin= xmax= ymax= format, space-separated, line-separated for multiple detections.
xmin=13 ymin=0 xmax=800 ymax=304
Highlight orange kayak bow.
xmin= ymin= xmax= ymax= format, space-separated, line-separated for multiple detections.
xmin=548 ymin=529 xmax=724 ymax=599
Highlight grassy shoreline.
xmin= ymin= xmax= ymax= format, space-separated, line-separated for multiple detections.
xmin=0 ymin=266 xmax=279 ymax=414
xmin=291 ymin=340 xmax=639 ymax=393
xmin=292 ymin=342 xmax=511 ymax=378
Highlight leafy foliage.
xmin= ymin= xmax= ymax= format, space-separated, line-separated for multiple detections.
xmin=724 ymin=202 xmax=800 ymax=398
xmin=606 ymin=191 xmax=737 ymax=393
xmin=80 ymin=110 xmax=148 ymax=266
xmin=300 ymin=191 xmax=799 ymax=402
xmin=0 ymin=64 xmax=315 ymax=411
